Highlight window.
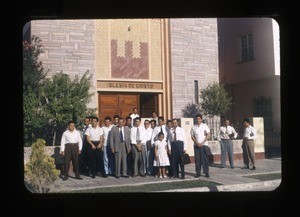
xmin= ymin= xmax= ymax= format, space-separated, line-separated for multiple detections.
xmin=194 ymin=80 xmax=199 ymax=104
xmin=240 ymin=33 xmax=254 ymax=62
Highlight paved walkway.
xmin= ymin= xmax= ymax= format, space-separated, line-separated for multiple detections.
xmin=50 ymin=158 xmax=281 ymax=193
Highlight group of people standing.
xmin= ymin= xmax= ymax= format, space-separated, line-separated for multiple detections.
xmin=217 ymin=118 xmax=257 ymax=171
xmin=60 ymin=108 xmax=257 ymax=181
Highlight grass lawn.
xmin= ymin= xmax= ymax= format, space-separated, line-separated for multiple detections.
xmin=243 ymin=173 xmax=281 ymax=181
xmin=67 ymin=180 xmax=222 ymax=193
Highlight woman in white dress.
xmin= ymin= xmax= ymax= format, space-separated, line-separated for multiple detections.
xmin=153 ymin=132 xmax=170 ymax=178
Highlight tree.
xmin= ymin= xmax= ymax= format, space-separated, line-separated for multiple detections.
xmin=25 ymin=139 xmax=60 ymax=193
xmin=200 ymin=82 xmax=232 ymax=140
xmin=182 ymin=102 xmax=202 ymax=118
xmin=23 ymin=35 xmax=95 ymax=146
xmin=23 ymin=36 xmax=46 ymax=92
xmin=23 ymin=36 xmax=48 ymax=146
xmin=200 ymin=82 xmax=232 ymax=117
xmin=42 ymin=71 xmax=94 ymax=145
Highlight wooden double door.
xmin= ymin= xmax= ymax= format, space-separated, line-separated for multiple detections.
xmin=98 ymin=92 xmax=157 ymax=122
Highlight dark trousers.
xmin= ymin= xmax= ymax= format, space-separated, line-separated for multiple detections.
xmin=171 ymin=141 xmax=185 ymax=178
xmin=147 ymin=146 xmax=156 ymax=175
xmin=194 ymin=145 xmax=209 ymax=175
xmin=127 ymin=148 xmax=134 ymax=176
xmin=167 ymin=152 xmax=173 ymax=177
xmin=64 ymin=143 xmax=80 ymax=178
xmin=87 ymin=141 xmax=105 ymax=176
xmin=79 ymin=141 xmax=88 ymax=174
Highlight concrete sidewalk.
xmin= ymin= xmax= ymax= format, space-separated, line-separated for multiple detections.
xmin=48 ymin=158 xmax=281 ymax=193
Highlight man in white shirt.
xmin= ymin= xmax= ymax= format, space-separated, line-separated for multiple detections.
xmin=218 ymin=119 xmax=238 ymax=169
xmin=144 ymin=119 xmax=153 ymax=175
xmin=191 ymin=114 xmax=211 ymax=178
xmin=102 ymin=116 xmax=114 ymax=176
xmin=166 ymin=119 xmax=173 ymax=177
xmin=151 ymin=116 xmax=168 ymax=145
xmin=60 ymin=120 xmax=83 ymax=181
xmin=130 ymin=108 xmax=139 ymax=126
xmin=130 ymin=117 xmax=147 ymax=177
xmin=242 ymin=118 xmax=257 ymax=170
xmin=85 ymin=116 xmax=104 ymax=178
xmin=168 ymin=118 xmax=188 ymax=179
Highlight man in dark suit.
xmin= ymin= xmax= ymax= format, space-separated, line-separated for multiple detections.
xmin=110 ymin=117 xmax=131 ymax=178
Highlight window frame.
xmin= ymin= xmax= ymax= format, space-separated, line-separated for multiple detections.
xmin=239 ymin=33 xmax=254 ymax=63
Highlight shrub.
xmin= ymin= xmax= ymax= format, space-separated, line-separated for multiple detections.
xmin=182 ymin=102 xmax=202 ymax=118
xmin=25 ymin=139 xmax=60 ymax=193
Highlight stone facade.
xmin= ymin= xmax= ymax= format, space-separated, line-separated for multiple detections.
xmin=30 ymin=19 xmax=220 ymax=118
xmin=170 ymin=18 xmax=219 ymax=118
xmin=30 ymin=20 xmax=97 ymax=109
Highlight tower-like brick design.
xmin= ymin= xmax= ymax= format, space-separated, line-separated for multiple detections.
xmin=111 ymin=39 xmax=149 ymax=79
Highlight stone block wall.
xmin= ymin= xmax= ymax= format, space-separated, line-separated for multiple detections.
xmin=170 ymin=18 xmax=219 ymax=118
xmin=30 ymin=20 xmax=97 ymax=109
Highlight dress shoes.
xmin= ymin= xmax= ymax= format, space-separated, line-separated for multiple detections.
xmin=140 ymin=174 xmax=146 ymax=177
xmin=75 ymin=176 xmax=83 ymax=180
xmin=205 ymin=173 xmax=210 ymax=178
xmin=230 ymin=166 xmax=235 ymax=169
xmin=123 ymin=175 xmax=130 ymax=178
xmin=91 ymin=175 xmax=96 ymax=179
xmin=181 ymin=176 xmax=185 ymax=180
xmin=115 ymin=175 xmax=120 ymax=178
xmin=241 ymin=166 xmax=249 ymax=169
xmin=250 ymin=166 xmax=256 ymax=170
xmin=194 ymin=174 xmax=201 ymax=178
xmin=102 ymin=174 xmax=108 ymax=178
xmin=62 ymin=177 xmax=68 ymax=181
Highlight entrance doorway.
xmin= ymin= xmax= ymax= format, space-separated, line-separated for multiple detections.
xmin=98 ymin=92 xmax=158 ymax=122
xmin=140 ymin=93 xmax=158 ymax=118
xmin=98 ymin=93 xmax=139 ymax=122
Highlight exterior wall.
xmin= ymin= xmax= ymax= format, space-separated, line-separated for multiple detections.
xmin=30 ymin=20 xmax=97 ymax=109
xmin=226 ymin=76 xmax=280 ymax=124
xmin=218 ymin=18 xmax=280 ymax=125
xmin=170 ymin=18 xmax=219 ymax=118
xmin=30 ymin=19 xmax=220 ymax=119
xmin=218 ymin=18 xmax=277 ymax=85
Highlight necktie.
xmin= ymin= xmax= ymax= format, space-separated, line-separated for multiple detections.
xmin=119 ymin=128 xmax=123 ymax=143
xmin=160 ymin=126 xmax=163 ymax=134
xmin=136 ymin=127 xmax=141 ymax=142
xmin=173 ymin=128 xmax=177 ymax=141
